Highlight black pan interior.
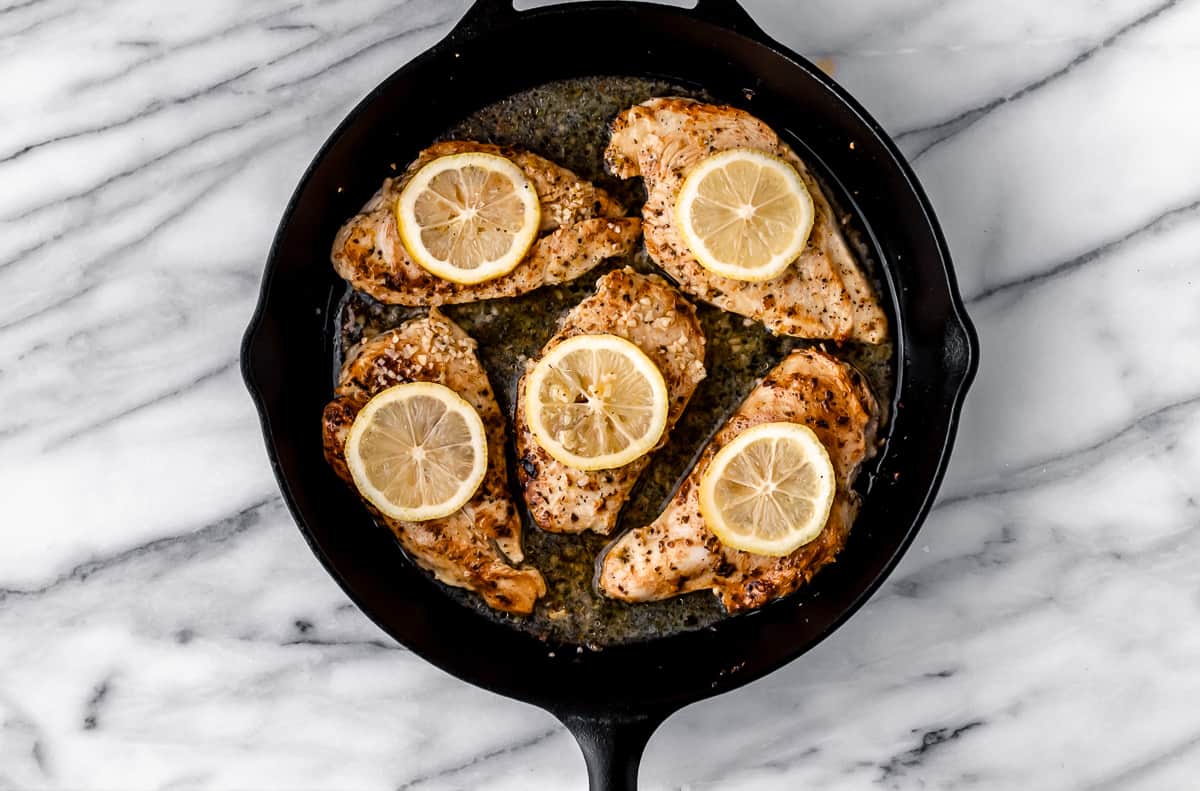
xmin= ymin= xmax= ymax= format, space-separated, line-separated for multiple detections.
xmin=243 ymin=0 xmax=976 ymax=718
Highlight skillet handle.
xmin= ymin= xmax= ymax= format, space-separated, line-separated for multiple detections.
xmin=449 ymin=0 xmax=518 ymax=40
xmin=557 ymin=709 xmax=668 ymax=791
xmin=690 ymin=0 xmax=767 ymax=38
xmin=452 ymin=1 xmax=766 ymax=41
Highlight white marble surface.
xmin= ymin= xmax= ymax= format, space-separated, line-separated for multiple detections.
xmin=2 ymin=0 xmax=1199 ymax=788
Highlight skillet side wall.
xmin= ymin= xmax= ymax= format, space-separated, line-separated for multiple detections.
xmin=242 ymin=1 xmax=976 ymax=714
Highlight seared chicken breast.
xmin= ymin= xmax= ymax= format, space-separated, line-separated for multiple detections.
xmin=322 ymin=310 xmax=546 ymax=615
xmin=515 ymin=268 xmax=706 ymax=535
xmin=605 ymin=98 xmax=887 ymax=344
xmin=333 ymin=141 xmax=641 ymax=305
xmin=599 ymin=348 xmax=878 ymax=611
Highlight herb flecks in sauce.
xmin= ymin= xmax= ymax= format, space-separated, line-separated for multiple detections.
xmin=334 ymin=77 xmax=894 ymax=647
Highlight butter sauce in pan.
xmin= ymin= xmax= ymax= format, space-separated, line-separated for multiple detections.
xmin=334 ymin=77 xmax=894 ymax=647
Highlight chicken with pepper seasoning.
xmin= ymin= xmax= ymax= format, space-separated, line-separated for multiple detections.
xmin=322 ymin=310 xmax=546 ymax=615
xmin=515 ymin=268 xmax=706 ymax=535
xmin=333 ymin=141 xmax=641 ymax=304
xmin=605 ymin=98 xmax=887 ymax=343
xmin=599 ymin=348 xmax=878 ymax=612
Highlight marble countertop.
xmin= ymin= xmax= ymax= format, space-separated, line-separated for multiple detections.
xmin=3 ymin=0 xmax=1198 ymax=788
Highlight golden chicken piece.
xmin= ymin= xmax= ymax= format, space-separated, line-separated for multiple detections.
xmin=599 ymin=348 xmax=878 ymax=612
xmin=322 ymin=310 xmax=546 ymax=615
xmin=515 ymin=268 xmax=706 ymax=535
xmin=605 ymin=98 xmax=887 ymax=344
xmin=333 ymin=141 xmax=641 ymax=304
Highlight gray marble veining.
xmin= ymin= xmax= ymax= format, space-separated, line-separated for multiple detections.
xmin=1 ymin=0 xmax=1198 ymax=788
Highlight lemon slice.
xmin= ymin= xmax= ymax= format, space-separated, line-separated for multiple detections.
xmin=698 ymin=422 xmax=836 ymax=556
xmin=676 ymin=148 xmax=815 ymax=282
xmin=396 ymin=152 xmax=541 ymax=285
xmin=524 ymin=334 xmax=669 ymax=471
xmin=345 ymin=382 xmax=488 ymax=522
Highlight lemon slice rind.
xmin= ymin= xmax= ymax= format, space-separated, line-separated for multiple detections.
xmin=698 ymin=421 xmax=836 ymax=557
xmin=676 ymin=148 xmax=815 ymax=283
xmin=345 ymin=381 xmax=488 ymax=522
xmin=396 ymin=152 xmax=541 ymax=286
xmin=524 ymin=334 xmax=670 ymax=471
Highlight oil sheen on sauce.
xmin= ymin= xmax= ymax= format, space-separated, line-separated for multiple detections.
xmin=334 ymin=77 xmax=895 ymax=648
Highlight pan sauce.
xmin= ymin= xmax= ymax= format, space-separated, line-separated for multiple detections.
xmin=334 ymin=77 xmax=894 ymax=647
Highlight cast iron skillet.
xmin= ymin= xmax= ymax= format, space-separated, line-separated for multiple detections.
xmin=241 ymin=1 xmax=979 ymax=787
